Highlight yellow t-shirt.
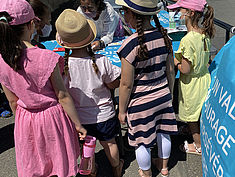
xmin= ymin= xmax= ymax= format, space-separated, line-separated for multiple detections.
xmin=175 ymin=31 xmax=211 ymax=122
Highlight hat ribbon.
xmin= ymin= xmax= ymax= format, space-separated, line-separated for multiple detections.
xmin=123 ymin=0 xmax=158 ymax=12
xmin=57 ymin=28 xmax=94 ymax=48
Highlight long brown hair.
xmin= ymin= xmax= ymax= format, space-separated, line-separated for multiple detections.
xmin=202 ymin=5 xmax=215 ymax=39
xmin=135 ymin=13 xmax=149 ymax=60
xmin=153 ymin=15 xmax=173 ymax=55
xmin=132 ymin=11 xmax=173 ymax=60
xmin=63 ymin=48 xmax=70 ymax=75
xmin=87 ymin=44 xmax=99 ymax=75
xmin=63 ymin=45 xmax=99 ymax=75
xmin=189 ymin=5 xmax=215 ymax=39
xmin=0 ymin=12 xmax=25 ymax=71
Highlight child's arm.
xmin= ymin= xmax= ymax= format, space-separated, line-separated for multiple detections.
xmin=119 ymin=58 xmax=134 ymax=125
xmin=174 ymin=56 xmax=192 ymax=74
xmin=50 ymin=63 xmax=87 ymax=139
xmin=106 ymin=78 xmax=120 ymax=89
xmin=1 ymin=84 xmax=18 ymax=115
xmin=166 ymin=54 xmax=175 ymax=95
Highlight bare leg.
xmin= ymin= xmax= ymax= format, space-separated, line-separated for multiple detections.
xmin=188 ymin=121 xmax=201 ymax=147
xmin=188 ymin=121 xmax=201 ymax=149
xmin=159 ymin=158 xmax=169 ymax=175
xmin=138 ymin=168 xmax=152 ymax=177
xmin=100 ymin=138 xmax=120 ymax=167
xmin=100 ymin=138 xmax=123 ymax=177
xmin=152 ymin=158 xmax=169 ymax=176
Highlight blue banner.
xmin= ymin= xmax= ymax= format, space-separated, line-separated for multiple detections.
xmin=200 ymin=36 xmax=235 ymax=177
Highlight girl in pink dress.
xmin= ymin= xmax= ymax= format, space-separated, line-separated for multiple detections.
xmin=0 ymin=0 xmax=87 ymax=176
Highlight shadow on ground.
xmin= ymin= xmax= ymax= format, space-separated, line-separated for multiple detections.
xmin=76 ymin=121 xmax=193 ymax=177
xmin=0 ymin=123 xmax=15 ymax=154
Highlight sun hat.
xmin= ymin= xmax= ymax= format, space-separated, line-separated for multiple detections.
xmin=115 ymin=0 xmax=160 ymax=15
xmin=0 ymin=0 xmax=40 ymax=25
xmin=167 ymin=0 xmax=207 ymax=12
xmin=55 ymin=9 xmax=97 ymax=49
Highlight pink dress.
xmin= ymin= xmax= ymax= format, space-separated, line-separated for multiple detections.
xmin=0 ymin=47 xmax=79 ymax=177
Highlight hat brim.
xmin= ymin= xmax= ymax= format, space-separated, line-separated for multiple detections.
xmin=167 ymin=3 xmax=181 ymax=10
xmin=115 ymin=0 xmax=159 ymax=15
xmin=56 ymin=19 xmax=97 ymax=49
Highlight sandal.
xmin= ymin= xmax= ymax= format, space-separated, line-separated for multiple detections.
xmin=138 ymin=168 xmax=152 ymax=177
xmin=179 ymin=141 xmax=202 ymax=155
xmin=112 ymin=159 xmax=124 ymax=177
xmin=159 ymin=168 xmax=169 ymax=177
xmin=151 ymin=158 xmax=169 ymax=177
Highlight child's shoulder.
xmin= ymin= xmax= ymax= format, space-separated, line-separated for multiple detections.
xmin=27 ymin=47 xmax=59 ymax=56
xmin=180 ymin=32 xmax=197 ymax=45
xmin=120 ymin=33 xmax=138 ymax=47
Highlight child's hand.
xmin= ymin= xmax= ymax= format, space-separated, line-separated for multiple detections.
xmin=174 ymin=57 xmax=180 ymax=66
xmin=76 ymin=125 xmax=87 ymax=140
xmin=91 ymin=41 xmax=100 ymax=51
xmin=118 ymin=112 xmax=126 ymax=125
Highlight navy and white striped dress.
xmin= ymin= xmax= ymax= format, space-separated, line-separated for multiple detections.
xmin=117 ymin=29 xmax=178 ymax=148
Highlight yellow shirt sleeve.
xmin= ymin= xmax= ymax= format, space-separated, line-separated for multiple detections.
xmin=175 ymin=37 xmax=195 ymax=66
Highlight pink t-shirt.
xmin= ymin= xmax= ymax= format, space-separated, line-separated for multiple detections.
xmin=0 ymin=47 xmax=64 ymax=110
xmin=67 ymin=54 xmax=121 ymax=124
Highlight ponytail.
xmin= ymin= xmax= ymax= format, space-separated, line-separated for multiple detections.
xmin=63 ymin=48 xmax=70 ymax=75
xmin=153 ymin=15 xmax=173 ymax=55
xmin=136 ymin=13 xmax=149 ymax=60
xmin=202 ymin=5 xmax=215 ymax=39
xmin=0 ymin=12 xmax=24 ymax=71
xmin=87 ymin=44 xmax=99 ymax=75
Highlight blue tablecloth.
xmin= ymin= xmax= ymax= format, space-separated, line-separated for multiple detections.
xmin=42 ymin=10 xmax=182 ymax=77
xmin=41 ymin=36 xmax=127 ymax=68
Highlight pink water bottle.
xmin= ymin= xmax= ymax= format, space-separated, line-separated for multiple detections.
xmin=78 ymin=135 xmax=96 ymax=175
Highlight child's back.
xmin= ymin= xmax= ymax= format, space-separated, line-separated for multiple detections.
xmin=55 ymin=9 xmax=123 ymax=177
xmin=67 ymin=54 xmax=121 ymax=124
xmin=167 ymin=0 xmax=215 ymax=155
xmin=175 ymin=31 xmax=211 ymax=121
xmin=0 ymin=1 xmax=86 ymax=176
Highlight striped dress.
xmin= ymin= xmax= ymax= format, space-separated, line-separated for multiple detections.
xmin=117 ymin=29 xmax=178 ymax=148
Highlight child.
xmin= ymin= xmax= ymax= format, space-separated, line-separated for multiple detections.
xmin=55 ymin=9 xmax=123 ymax=177
xmin=115 ymin=0 xmax=178 ymax=176
xmin=77 ymin=0 xmax=124 ymax=50
xmin=0 ymin=0 xmax=86 ymax=176
xmin=27 ymin=0 xmax=52 ymax=48
xmin=167 ymin=0 xmax=215 ymax=155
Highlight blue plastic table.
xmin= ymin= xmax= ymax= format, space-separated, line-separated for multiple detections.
xmin=42 ymin=10 xmax=183 ymax=77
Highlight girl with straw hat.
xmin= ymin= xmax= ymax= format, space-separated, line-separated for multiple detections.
xmin=56 ymin=9 xmax=123 ymax=177
xmin=115 ymin=0 xmax=177 ymax=176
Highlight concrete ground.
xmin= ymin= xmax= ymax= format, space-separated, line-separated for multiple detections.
xmin=0 ymin=116 xmax=202 ymax=177
xmin=1 ymin=0 xmax=235 ymax=177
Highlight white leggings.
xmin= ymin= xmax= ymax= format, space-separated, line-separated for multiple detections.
xmin=135 ymin=133 xmax=171 ymax=170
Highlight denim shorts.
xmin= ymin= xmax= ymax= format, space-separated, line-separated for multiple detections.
xmin=83 ymin=117 xmax=120 ymax=141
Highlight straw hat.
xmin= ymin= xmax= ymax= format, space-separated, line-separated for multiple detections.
xmin=115 ymin=0 xmax=160 ymax=15
xmin=55 ymin=9 xmax=97 ymax=49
